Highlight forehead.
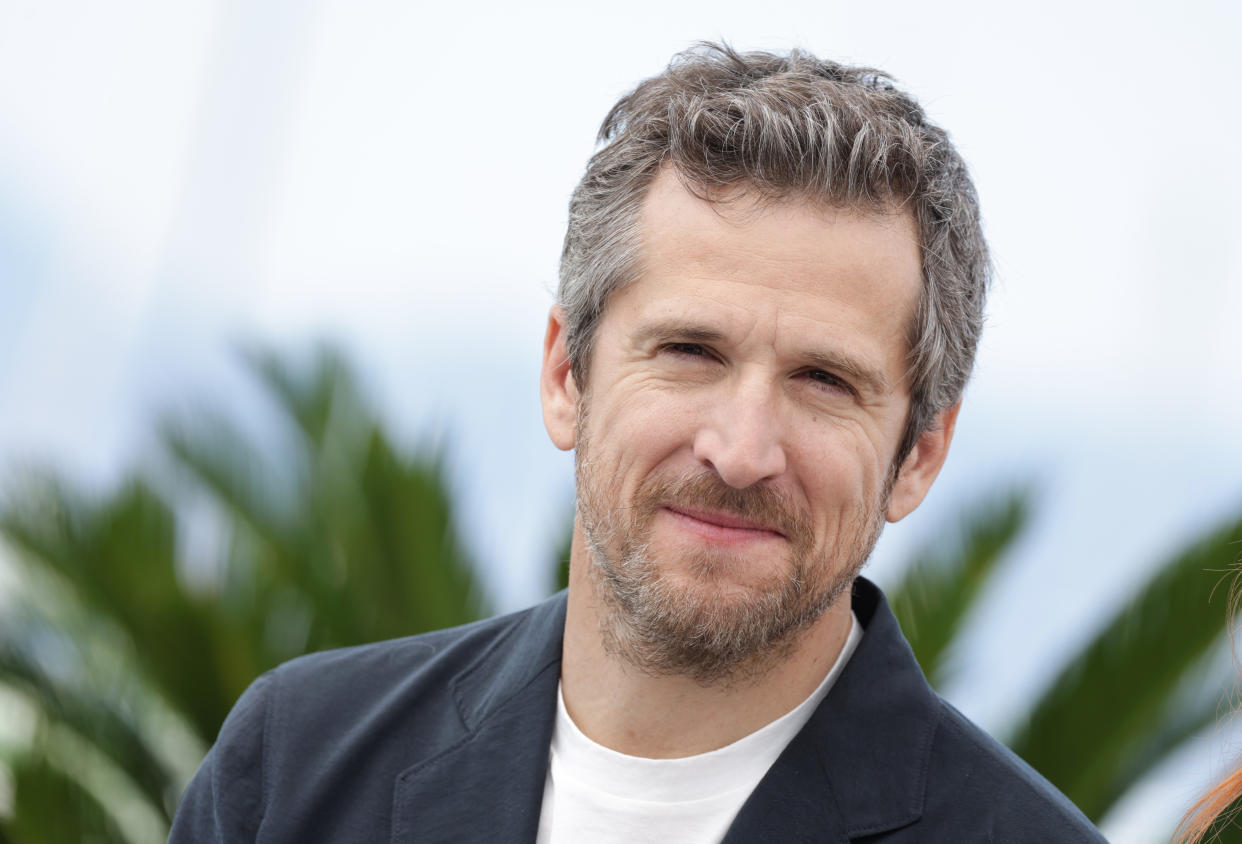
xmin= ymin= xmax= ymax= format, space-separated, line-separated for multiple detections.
xmin=636 ymin=170 xmax=921 ymax=287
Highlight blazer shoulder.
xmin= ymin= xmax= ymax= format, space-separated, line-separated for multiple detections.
xmin=170 ymin=670 xmax=275 ymax=842
xmin=925 ymin=699 xmax=1107 ymax=842
xmin=271 ymin=605 xmax=533 ymax=701
xmin=173 ymin=596 xmax=566 ymax=842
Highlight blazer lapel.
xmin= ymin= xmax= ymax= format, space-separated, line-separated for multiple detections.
xmin=391 ymin=594 xmax=566 ymax=844
xmin=722 ymin=724 xmax=850 ymax=844
xmin=388 ymin=580 xmax=936 ymax=843
xmin=725 ymin=579 xmax=940 ymax=842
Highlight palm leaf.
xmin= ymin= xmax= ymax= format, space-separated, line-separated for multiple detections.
xmin=0 ymin=632 xmax=178 ymax=820
xmin=243 ymin=344 xmax=354 ymax=451
xmin=1 ymin=478 xmax=244 ymax=741
xmin=1007 ymin=511 xmax=1242 ymax=821
xmin=0 ymin=751 xmax=127 ymax=844
xmin=161 ymin=411 xmax=353 ymax=654
xmin=554 ymin=519 xmax=572 ymax=593
xmin=350 ymin=427 xmax=481 ymax=635
xmin=0 ymin=346 xmax=488 ymax=842
xmin=160 ymin=412 xmax=299 ymax=561
xmin=887 ymin=487 xmax=1033 ymax=686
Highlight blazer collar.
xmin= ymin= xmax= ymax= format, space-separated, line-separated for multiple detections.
xmin=725 ymin=578 xmax=940 ymax=841
xmin=393 ymin=580 xmax=938 ymax=843
xmin=451 ymin=591 xmax=568 ymax=729
xmin=391 ymin=592 xmax=567 ymax=844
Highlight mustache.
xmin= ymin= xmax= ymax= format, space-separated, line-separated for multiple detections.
xmin=634 ymin=472 xmax=812 ymax=546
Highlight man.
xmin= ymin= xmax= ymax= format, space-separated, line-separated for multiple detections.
xmin=172 ymin=44 xmax=1105 ymax=842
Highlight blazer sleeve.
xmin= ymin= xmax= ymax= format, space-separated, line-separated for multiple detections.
xmin=170 ymin=671 xmax=274 ymax=843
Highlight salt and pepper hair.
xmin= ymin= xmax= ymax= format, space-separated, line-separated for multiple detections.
xmin=557 ymin=42 xmax=990 ymax=465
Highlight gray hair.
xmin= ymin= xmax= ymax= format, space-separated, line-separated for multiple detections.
xmin=557 ymin=42 xmax=990 ymax=464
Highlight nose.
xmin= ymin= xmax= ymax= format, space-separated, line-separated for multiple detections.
xmin=692 ymin=378 xmax=787 ymax=489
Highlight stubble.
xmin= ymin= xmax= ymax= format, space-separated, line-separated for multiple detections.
xmin=574 ymin=406 xmax=890 ymax=687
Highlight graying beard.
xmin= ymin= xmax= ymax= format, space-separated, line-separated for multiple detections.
xmin=581 ymin=502 xmax=850 ymax=687
xmin=572 ymin=402 xmax=884 ymax=687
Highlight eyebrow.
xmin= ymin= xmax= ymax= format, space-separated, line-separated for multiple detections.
xmin=633 ymin=320 xmax=726 ymax=346
xmin=803 ymin=348 xmax=892 ymax=396
xmin=632 ymin=319 xmax=893 ymax=397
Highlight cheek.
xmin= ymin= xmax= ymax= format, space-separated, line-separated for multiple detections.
xmin=587 ymin=395 xmax=697 ymax=482
xmin=792 ymin=427 xmax=890 ymax=522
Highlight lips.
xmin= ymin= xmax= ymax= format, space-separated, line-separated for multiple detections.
xmin=662 ymin=505 xmax=786 ymax=542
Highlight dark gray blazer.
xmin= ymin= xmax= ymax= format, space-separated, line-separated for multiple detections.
xmin=170 ymin=578 xmax=1106 ymax=842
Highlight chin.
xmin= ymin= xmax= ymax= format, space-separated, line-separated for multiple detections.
xmin=664 ymin=551 xmax=795 ymax=600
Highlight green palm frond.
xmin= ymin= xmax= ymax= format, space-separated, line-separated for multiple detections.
xmin=0 ymin=346 xmax=484 ymax=838
xmin=245 ymin=345 xmax=356 ymax=451
xmin=352 ymin=428 xmax=479 ymax=635
xmin=1 ymin=479 xmax=238 ymax=740
xmin=1007 ymin=512 xmax=1242 ymax=821
xmin=0 ymin=630 xmax=178 ymax=821
xmin=161 ymin=412 xmax=299 ymax=557
xmin=554 ymin=516 xmax=573 ymax=593
xmin=887 ymin=487 xmax=1033 ymax=687
xmin=0 ymin=750 xmax=128 ymax=844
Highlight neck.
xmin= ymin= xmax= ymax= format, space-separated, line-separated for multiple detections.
xmin=559 ymin=529 xmax=855 ymax=758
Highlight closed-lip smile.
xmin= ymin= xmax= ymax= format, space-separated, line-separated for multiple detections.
xmin=662 ymin=505 xmax=786 ymax=540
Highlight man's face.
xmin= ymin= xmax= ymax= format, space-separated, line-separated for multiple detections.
xmin=553 ymin=170 xmax=930 ymax=683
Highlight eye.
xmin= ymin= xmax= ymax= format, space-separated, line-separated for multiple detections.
xmin=803 ymin=368 xmax=853 ymax=395
xmin=662 ymin=342 xmax=713 ymax=359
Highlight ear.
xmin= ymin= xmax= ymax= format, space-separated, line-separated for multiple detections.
xmin=540 ymin=306 xmax=580 ymax=451
xmin=886 ymin=402 xmax=960 ymax=523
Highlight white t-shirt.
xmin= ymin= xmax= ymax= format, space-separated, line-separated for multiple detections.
xmin=535 ymin=614 xmax=863 ymax=844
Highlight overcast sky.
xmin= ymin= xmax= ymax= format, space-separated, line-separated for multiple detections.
xmin=1 ymin=1 xmax=1240 ymax=838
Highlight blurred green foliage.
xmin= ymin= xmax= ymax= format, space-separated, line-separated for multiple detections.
xmin=0 ymin=348 xmax=482 ymax=842
xmin=0 ymin=347 xmax=1239 ymax=842
xmin=890 ymin=489 xmax=1242 ymax=836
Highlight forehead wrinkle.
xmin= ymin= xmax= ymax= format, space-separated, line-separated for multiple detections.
xmin=630 ymin=286 xmax=777 ymax=348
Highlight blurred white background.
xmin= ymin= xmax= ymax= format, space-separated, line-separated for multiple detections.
xmin=1 ymin=0 xmax=1239 ymax=838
